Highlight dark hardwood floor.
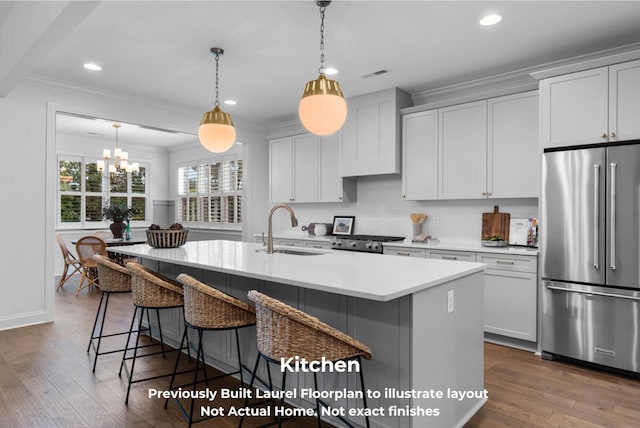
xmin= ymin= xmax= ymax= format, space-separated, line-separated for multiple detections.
xmin=0 ymin=276 xmax=639 ymax=427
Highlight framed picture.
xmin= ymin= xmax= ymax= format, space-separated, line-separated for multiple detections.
xmin=332 ymin=216 xmax=355 ymax=235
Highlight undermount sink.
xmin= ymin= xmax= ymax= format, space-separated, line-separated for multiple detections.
xmin=256 ymin=248 xmax=326 ymax=256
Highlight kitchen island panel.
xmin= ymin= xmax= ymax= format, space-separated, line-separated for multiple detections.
xmin=111 ymin=241 xmax=485 ymax=427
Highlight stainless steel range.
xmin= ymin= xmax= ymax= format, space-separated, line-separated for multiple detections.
xmin=330 ymin=235 xmax=405 ymax=254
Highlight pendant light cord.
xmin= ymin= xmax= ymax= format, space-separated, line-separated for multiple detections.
xmin=214 ymin=51 xmax=221 ymax=108
xmin=319 ymin=4 xmax=326 ymax=73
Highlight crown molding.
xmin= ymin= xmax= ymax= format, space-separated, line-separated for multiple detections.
xmin=405 ymin=41 xmax=640 ymax=114
xmin=530 ymin=41 xmax=640 ymax=81
xmin=406 ymin=68 xmax=538 ymax=114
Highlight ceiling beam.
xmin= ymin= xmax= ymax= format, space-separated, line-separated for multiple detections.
xmin=0 ymin=1 xmax=101 ymax=97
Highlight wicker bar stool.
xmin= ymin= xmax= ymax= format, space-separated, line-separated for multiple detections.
xmin=120 ymin=262 xmax=188 ymax=404
xmin=87 ymin=255 xmax=133 ymax=373
xmin=245 ymin=290 xmax=373 ymax=428
xmin=167 ymin=273 xmax=256 ymax=427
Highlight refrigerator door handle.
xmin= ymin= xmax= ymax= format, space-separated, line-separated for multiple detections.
xmin=593 ymin=164 xmax=600 ymax=269
xmin=611 ymin=162 xmax=617 ymax=270
xmin=547 ymin=284 xmax=640 ymax=301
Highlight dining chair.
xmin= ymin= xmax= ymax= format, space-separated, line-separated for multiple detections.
xmin=75 ymin=236 xmax=107 ymax=296
xmin=94 ymin=231 xmax=113 ymax=240
xmin=55 ymin=233 xmax=83 ymax=292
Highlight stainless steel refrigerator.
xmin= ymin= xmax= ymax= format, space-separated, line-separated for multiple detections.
xmin=541 ymin=144 xmax=640 ymax=374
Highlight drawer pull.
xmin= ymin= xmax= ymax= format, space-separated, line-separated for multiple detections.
xmin=442 ymin=256 xmax=458 ymax=260
xmin=496 ymin=260 xmax=515 ymax=265
xmin=310 ymin=245 xmax=322 ymax=249
xmin=397 ymin=252 xmax=412 ymax=256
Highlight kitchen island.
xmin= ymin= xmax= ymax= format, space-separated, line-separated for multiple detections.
xmin=110 ymin=240 xmax=486 ymax=428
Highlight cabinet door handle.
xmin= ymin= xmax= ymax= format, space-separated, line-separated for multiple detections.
xmin=496 ymin=260 xmax=515 ymax=265
xmin=442 ymin=256 xmax=458 ymax=260
xmin=601 ymin=133 xmax=607 ymax=139
xmin=610 ymin=132 xmax=616 ymax=138
xmin=481 ymin=192 xmax=486 ymax=196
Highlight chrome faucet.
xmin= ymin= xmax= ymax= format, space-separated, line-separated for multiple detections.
xmin=267 ymin=204 xmax=298 ymax=254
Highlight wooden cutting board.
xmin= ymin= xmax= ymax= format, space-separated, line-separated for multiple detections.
xmin=482 ymin=206 xmax=510 ymax=241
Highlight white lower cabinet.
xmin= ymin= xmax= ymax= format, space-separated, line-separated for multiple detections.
xmin=476 ymin=253 xmax=537 ymax=342
xmin=303 ymin=240 xmax=331 ymax=250
xmin=429 ymin=249 xmax=475 ymax=262
xmin=383 ymin=246 xmax=538 ymax=345
xmin=273 ymin=238 xmax=305 ymax=247
xmin=382 ymin=246 xmax=428 ymax=257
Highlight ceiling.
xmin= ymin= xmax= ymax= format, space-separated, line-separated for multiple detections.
xmin=5 ymin=1 xmax=640 ymax=146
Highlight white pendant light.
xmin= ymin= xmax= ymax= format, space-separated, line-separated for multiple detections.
xmin=298 ymin=0 xmax=347 ymax=136
xmin=199 ymin=47 xmax=236 ymax=153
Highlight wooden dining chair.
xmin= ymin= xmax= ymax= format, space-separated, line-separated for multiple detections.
xmin=55 ymin=233 xmax=83 ymax=292
xmin=94 ymin=231 xmax=113 ymax=240
xmin=75 ymin=236 xmax=107 ymax=296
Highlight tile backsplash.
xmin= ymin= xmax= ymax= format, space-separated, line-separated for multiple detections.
xmin=272 ymin=175 xmax=538 ymax=241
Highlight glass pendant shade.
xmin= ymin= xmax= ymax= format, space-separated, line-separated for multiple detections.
xmin=198 ymin=105 xmax=236 ymax=153
xmin=299 ymin=73 xmax=347 ymax=136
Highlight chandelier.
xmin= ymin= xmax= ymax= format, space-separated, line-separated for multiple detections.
xmin=97 ymin=124 xmax=139 ymax=174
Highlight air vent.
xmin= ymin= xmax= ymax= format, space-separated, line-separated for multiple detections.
xmin=362 ymin=69 xmax=391 ymax=79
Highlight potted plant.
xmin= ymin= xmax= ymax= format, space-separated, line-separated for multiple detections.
xmin=102 ymin=203 xmax=137 ymax=239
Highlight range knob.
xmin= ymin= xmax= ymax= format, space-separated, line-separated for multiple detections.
xmin=372 ymin=243 xmax=380 ymax=250
xmin=365 ymin=242 xmax=373 ymax=249
xmin=350 ymin=241 xmax=358 ymax=248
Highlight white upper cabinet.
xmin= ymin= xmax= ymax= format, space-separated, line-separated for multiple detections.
xmin=269 ymin=136 xmax=295 ymax=203
xmin=540 ymin=67 xmax=608 ymax=148
xmin=488 ymin=91 xmax=540 ymax=198
xmin=339 ymin=88 xmax=413 ymax=177
xmin=269 ymin=133 xmax=355 ymax=204
xmin=269 ymin=134 xmax=318 ymax=203
xmin=319 ymin=132 xmax=355 ymax=202
xmin=292 ymin=133 xmax=319 ymax=203
xmin=402 ymin=110 xmax=438 ymax=200
xmin=402 ymin=91 xmax=539 ymax=200
xmin=438 ymin=100 xmax=487 ymax=199
xmin=540 ymin=59 xmax=640 ymax=148
xmin=609 ymin=60 xmax=640 ymax=142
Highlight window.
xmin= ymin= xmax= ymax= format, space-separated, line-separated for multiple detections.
xmin=177 ymin=153 xmax=243 ymax=229
xmin=57 ymin=155 xmax=150 ymax=228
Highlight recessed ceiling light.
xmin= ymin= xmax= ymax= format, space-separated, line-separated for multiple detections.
xmin=322 ymin=67 xmax=338 ymax=76
xmin=480 ymin=14 xmax=502 ymax=26
xmin=83 ymin=63 xmax=102 ymax=71
xmin=224 ymin=100 xmax=237 ymax=105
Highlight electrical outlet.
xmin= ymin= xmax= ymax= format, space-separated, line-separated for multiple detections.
xmin=447 ymin=290 xmax=454 ymax=313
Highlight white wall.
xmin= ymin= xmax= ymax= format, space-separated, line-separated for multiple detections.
xmin=269 ymin=174 xmax=538 ymax=242
xmin=0 ymin=78 xmax=267 ymax=331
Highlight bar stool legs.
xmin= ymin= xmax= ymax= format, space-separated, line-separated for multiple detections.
xmin=164 ymin=323 xmax=253 ymax=427
xmin=119 ymin=305 xmax=187 ymax=404
xmin=86 ymin=290 xmax=133 ymax=373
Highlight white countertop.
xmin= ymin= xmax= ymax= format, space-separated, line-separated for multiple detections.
xmin=256 ymin=233 xmax=538 ymax=256
xmin=110 ymin=240 xmax=485 ymax=302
